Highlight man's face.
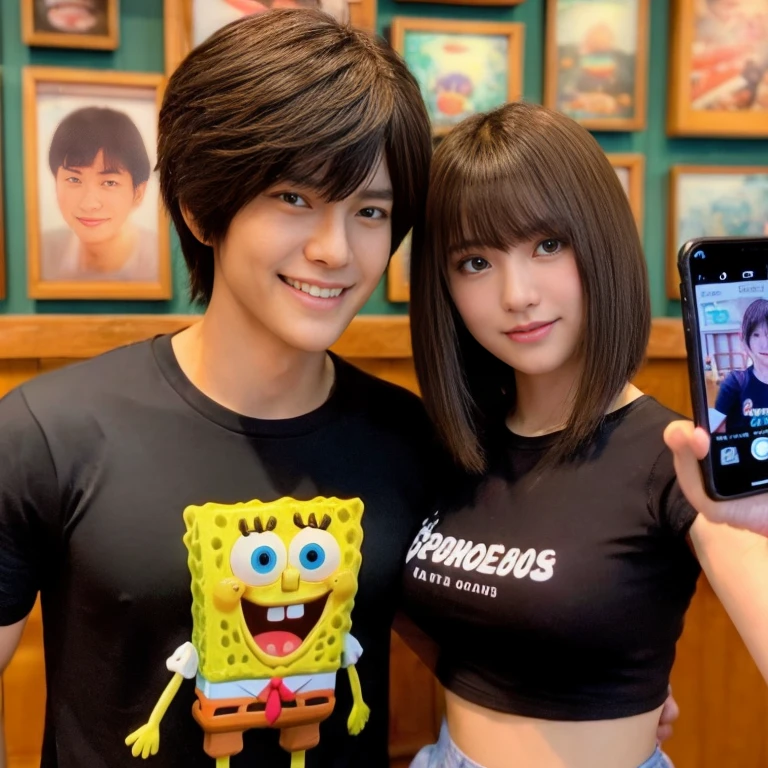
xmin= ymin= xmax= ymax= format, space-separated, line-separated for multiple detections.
xmin=55 ymin=150 xmax=146 ymax=245
xmin=208 ymin=159 xmax=394 ymax=353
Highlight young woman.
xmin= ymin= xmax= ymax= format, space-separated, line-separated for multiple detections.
xmin=403 ymin=101 xmax=768 ymax=768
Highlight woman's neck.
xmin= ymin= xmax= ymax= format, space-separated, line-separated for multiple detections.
xmin=171 ymin=284 xmax=334 ymax=420
xmin=507 ymin=364 xmax=642 ymax=438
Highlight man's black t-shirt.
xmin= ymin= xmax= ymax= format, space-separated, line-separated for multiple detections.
xmin=715 ymin=366 xmax=768 ymax=431
xmin=0 ymin=335 xmax=439 ymax=768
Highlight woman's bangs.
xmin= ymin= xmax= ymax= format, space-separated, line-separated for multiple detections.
xmin=439 ymin=167 xmax=571 ymax=263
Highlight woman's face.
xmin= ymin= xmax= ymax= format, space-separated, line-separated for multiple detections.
xmin=746 ymin=321 xmax=768 ymax=370
xmin=447 ymin=236 xmax=584 ymax=381
xmin=55 ymin=150 xmax=147 ymax=246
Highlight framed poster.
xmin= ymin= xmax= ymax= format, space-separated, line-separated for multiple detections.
xmin=668 ymin=165 xmax=768 ymax=298
xmin=387 ymin=231 xmax=411 ymax=302
xmin=23 ymin=67 xmax=171 ymax=300
xmin=164 ymin=0 xmax=377 ymax=74
xmin=0 ymin=73 xmax=4 ymax=301
xmin=391 ymin=18 xmax=524 ymax=137
xmin=668 ymin=0 xmax=768 ymax=137
xmin=22 ymin=0 xmax=119 ymax=50
xmin=607 ymin=152 xmax=644 ymax=232
xmin=544 ymin=0 xmax=648 ymax=131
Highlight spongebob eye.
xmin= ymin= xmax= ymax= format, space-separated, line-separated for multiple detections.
xmin=288 ymin=528 xmax=340 ymax=582
xmin=230 ymin=532 xmax=287 ymax=586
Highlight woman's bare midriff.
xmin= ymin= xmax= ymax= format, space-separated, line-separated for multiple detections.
xmin=445 ymin=690 xmax=663 ymax=768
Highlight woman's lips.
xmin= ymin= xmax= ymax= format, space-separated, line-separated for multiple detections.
xmin=505 ymin=321 xmax=557 ymax=343
xmin=76 ymin=217 xmax=109 ymax=227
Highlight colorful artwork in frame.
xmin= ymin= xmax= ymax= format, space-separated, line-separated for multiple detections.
xmin=607 ymin=153 xmax=644 ymax=234
xmin=23 ymin=67 xmax=171 ymax=301
xmin=668 ymin=0 xmax=768 ymax=137
xmin=387 ymin=231 xmax=411 ymax=303
xmin=22 ymin=0 xmax=119 ymax=50
xmin=391 ymin=18 xmax=524 ymax=136
xmin=164 ymin=0 xmax=377 ymax=74
xmin=668 ymin=166 xmax=768 ymax=298
xmin=544 ymin=0 xmax=648 ymax=131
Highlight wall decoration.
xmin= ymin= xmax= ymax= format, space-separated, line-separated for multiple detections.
xmin=0 ymin=73 xmax=5 ymax=301
xmin=22 ymin=0 xmax=119 ymax=50
xmin=668 ymin=165 xmax=768 ymax=298
xmin=668 ymin=0 xmax=768 ymax=137
xmin=544 ymin=0 xmax=648 ymax=131
xmin=164 ymin=0 xmax=377 ymax=74
xmin=608 ymin=152 xmax=644 ymax=232
xmin=387 ymin=231 xmax=411 ymax=302
xmin=23 ymin=68 xmax=171 ymax=300
xmin=391 ymin=18 xmax=524 ymax=137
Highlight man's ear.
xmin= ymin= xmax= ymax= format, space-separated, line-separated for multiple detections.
xmin=181 ymin=205 xmax=210 ymax=246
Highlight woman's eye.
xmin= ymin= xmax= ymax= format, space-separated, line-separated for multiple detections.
xmin=459 ymin=256 xmax=490 ymax=274
xmin=536 ymin=239 xmax=563 ymax=256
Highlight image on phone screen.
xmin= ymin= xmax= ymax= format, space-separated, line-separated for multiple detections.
xmin=690 ymin=250 xmax=768 ymax=495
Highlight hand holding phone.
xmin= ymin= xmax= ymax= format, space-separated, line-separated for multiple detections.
xmin=678 ymin=237 xmax=768 ymax=500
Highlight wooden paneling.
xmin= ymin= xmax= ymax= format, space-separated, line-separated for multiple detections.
xmin=2 ymin=315 xmax=766 ymax=768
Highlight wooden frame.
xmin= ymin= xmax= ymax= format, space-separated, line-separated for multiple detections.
xmin=391 ymin=18 xmax=524 ymax=138
xmin=667 ymin=165 xmax=768 ymax=298
xmin=23 ymin=67 xmax=171 ymax=301
xmin=544 ymin=0 xmax=648 ymax=131
xmin=668 ymin=0 xmax=768 ymax=137
xmin=394 ymin=0 xmax=524 ymax=5
xmin=22 ymin=0 xmax=119 ymax=50
xmin=0 ymin=73 xmax=5 ymax=301
xmin=607 ymin=153 xmax=644 ymax=233
xmin=387 ymin=232 xmax=411 ymax=303
xmin=164 ymin=0 xmax=377 ymax=74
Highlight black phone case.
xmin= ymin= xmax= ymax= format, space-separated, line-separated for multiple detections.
xmin=678 ymin=236 xmax=768 ymax=501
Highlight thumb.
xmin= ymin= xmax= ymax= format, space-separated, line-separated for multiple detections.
xmin=663 ymin=420 xmax=712 ymax=513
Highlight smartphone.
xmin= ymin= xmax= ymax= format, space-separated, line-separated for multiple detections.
xmin=679 ymin=236 xmax=768 ymax=500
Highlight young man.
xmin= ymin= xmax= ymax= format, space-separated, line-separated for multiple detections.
xmin=0 ymin=10 xmax=433 ymax=767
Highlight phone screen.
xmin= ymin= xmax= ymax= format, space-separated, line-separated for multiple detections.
xmin=686 ymin=241 xmax=768 ymax=497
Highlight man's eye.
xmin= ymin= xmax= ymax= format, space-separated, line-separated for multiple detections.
xmin=279 ymin=193 xmax=307 ymax=207
xmin=359 ymin=207 xmax=387 ymax=220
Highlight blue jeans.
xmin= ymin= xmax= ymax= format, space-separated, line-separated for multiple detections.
xmin=410 ymin=721 xmax=673 ymax=768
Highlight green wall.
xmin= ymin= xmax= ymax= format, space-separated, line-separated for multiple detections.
xmin=1 ymin=0 xmax=766 ymax=316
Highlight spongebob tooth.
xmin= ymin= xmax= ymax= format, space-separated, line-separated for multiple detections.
xmin=287 ymin=604 xmax=304 ymax=619
xmin=268 ymin=606 xmax=286 ymax=622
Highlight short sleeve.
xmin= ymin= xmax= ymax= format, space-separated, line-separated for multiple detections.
xmin=341 ymin=633 xmax=363 ymax=668
xmin=649 ymin=448 xmax=698 ymax=537
xmin=0 ymin=387 xmax=61 ymax=625
xmin=714 ymin=372 xmax=741 ymax=417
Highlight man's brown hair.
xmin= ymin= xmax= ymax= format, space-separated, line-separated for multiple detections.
xmin=158 ymin=9 xmax=432 ymax=304
xmin=742 ymin=299 xmax=768 ymax=349
xmin=410 ymin=101 xmax=651 ymax=472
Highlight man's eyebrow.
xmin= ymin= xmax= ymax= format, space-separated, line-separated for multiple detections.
xmin=99 ymin=167 xmax=125 ymax=175
xmin=356 ymin=187 xmax=393 ymax=202
xmin=61 ymin=165 xmax=83 ymax=174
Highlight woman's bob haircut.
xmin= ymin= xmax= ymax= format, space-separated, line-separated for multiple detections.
xmin=410 ymin=101 xmax=651 ymax=472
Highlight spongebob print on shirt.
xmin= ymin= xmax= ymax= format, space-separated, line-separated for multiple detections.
xmin=126 ymin=497 xmax=368 ymax=768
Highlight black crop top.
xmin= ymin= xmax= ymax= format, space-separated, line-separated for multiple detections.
xmin=402 ymin=397 xmax=701 ymax=721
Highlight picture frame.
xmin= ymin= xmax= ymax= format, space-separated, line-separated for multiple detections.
xmin=164 ymin=0 xmax=377 ymax=75
xmin=0 ymin=73 xmax=5 ymax=301
xmin=607 ymin=152 xmax=644 ymax=233
xmin=668 ymin=0 xmax=768 ymax=137
xmin=22 ymin=0 xmax=119 ymax=50
xmin=544 ymin=0 xmax=648 ymax=131
xmin=394 ymin=0 xmax=524 ymax=5
xmin=387 ymin=231 xmax=411 ymax=303
xmin=667 ymin=165 xmax=768 ymax=299
xmin=23 ymin=67 xmax=171 ymax=301
xmin=391 ymin=17 xmax=524 ymax=137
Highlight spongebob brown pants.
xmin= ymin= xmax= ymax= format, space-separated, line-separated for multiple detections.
xmin=192 ymin=688 xmax=336 ymax=758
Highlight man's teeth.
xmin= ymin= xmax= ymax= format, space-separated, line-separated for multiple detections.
xmin=267 ymin=604 xmax=305 ymax=622
xmin=284 ymin=277 xmax=343 ymax=298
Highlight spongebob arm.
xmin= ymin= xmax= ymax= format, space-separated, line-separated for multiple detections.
xmin=342 ymin=633 xmax=369 ymax=735
xmin=125 ymin=642 xmax=199 ymax=759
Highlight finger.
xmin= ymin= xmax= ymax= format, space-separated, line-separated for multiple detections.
xmin=656 ymin=724 xmax=673 ymax=744
xmin=664 ymin=422 xmax=710 ymax=509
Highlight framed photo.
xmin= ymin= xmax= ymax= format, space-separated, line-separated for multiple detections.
xmin=0 ymin=74 xmax=5 ymax=301
xmin=667 ymin=166 xmax=768 ymax=298
xmin=391 ymin=18 xmax=524 ymax=137
xmin=668 ymin=0 xmax=768 ymax=137
xmin=164 ymin=0 xmax=377 ymax=74
xmin=387 ymin=231 xmax=411 ymax=302
xmin=544 ymin=0 xmax=648 ymax=131
xmin=22 ymin=0 xmax=119 ymax=50
xmin=23 ymin=68 xmax=171 ymax=300
xmin=607 ymin=153 xmax=644 ymax=232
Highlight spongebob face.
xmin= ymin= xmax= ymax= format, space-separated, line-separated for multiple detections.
xmin=183 ymin=497 xmax=364 ymax=682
